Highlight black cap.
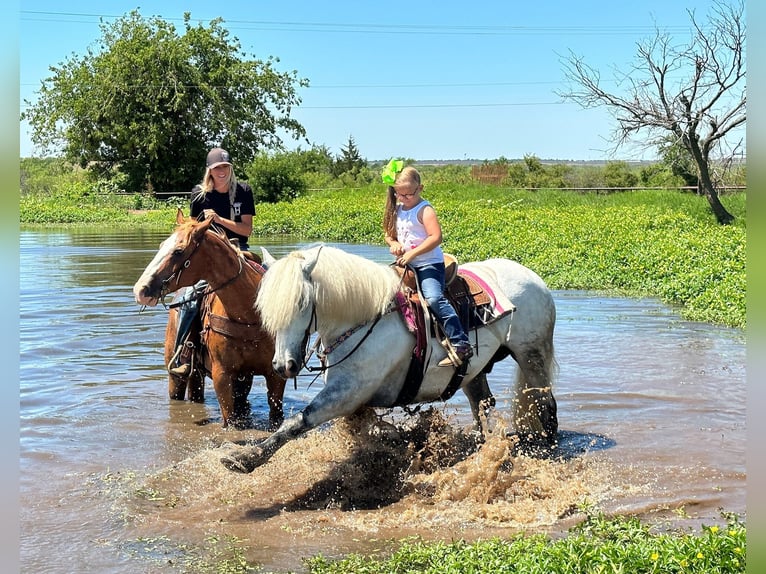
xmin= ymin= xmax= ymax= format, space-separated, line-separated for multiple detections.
xmin=206 ymin=147 xmax=232 ymax=168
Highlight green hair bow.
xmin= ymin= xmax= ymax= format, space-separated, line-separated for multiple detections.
xmin=381 ymin=158 xmax=404 ymax=184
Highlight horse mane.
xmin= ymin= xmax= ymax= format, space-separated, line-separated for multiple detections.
xmin=178 ymin=218 xmax=244 ymax=261
xmin=256 ymin=245 xmax=400 ymax=334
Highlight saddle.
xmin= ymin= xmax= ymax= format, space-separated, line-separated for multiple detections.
xmin=392 ymin=253 xmax=495 ymax=331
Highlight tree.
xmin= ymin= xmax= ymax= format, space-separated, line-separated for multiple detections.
xmin=559 ymin=0 xmax=745 ymax=224
xmin=602 ymin=161 xmax=638 ymax=188
xmin=332 ymin=135 xmax=366 ymax=176
xmin=21 ymin=11 xmax=308 ymax=194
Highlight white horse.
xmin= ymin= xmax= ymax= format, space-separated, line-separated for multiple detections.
xmin=221 ymin=244 xmax=558 ymax=473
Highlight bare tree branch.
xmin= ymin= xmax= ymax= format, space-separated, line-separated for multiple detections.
xmin=558 ymin=0 xmax=745 ymax=224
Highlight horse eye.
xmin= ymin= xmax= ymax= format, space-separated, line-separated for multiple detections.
xmin=173 ymin=248 xmax=185 ymax=257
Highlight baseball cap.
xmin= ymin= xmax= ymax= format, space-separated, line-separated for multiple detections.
xmin=206 ymin=147 xmax=232 ymax=168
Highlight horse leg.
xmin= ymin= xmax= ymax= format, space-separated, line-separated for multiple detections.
xmin=221 ymin=410 xmax=310 ymax=473
xmin=263 ymin=371 xmax=286 ymax=430
xmin=211 ymin=365 xmax=237 ymax=429
xmin=186 ymin=370 xmax=205 ymax=402
xmin=220 ymin=372 xmax=373 ymax=473
xmin=512 ymin=346 xmax=558 ymax=446
xmin=231 ymin=374 xmax=254 ymax=428
xmin=462 ymin=372 xmax=496 ymax=436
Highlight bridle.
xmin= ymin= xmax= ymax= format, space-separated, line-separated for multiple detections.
xmin=155 ymin=226 xmax=245 ymax=310
xmin=300 ymin=303 xmax=386 ymax=374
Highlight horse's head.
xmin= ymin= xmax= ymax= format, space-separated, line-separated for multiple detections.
xmin=133 ymin=209 xmax=217 ymax=306
xmin=255 ymin=246 xmax=320 ymax=378
xmin=256 ymin=244 xmax=400 ymax=379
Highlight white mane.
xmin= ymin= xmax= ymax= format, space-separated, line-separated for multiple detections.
xmin=255 ymin=245 xmax=400 ymax=335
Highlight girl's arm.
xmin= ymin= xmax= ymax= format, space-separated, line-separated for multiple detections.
xmin=396 ymin=205 xmax=442 ymax=265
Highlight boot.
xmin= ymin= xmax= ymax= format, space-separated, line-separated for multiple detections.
xmin=168 ymin=341 xmax=194 ymax=377
xmin=438 ymin=342 xmax=473 ymax=368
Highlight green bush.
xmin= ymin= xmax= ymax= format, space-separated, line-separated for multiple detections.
xmin=305 ymin=512 xmax=746 ymax=574
xmin=245 ymin=152 xmax=308 ymax=203
xmin=603 ymin=160 xmax=639 ymax=188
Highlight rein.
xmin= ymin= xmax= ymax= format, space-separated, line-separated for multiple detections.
xmin=160 ymin=232 xmax=245 ymax=309
xmin=297 ymin=252 xmax=399 ymax=375
xmin=303 ymin=309 xmax=388 ymax=374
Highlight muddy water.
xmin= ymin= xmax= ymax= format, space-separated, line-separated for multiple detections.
xmin=20 ymin=228 xmax=745 ymax=573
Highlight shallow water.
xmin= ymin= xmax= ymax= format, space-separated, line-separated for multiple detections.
xmin=19 ymin=228 xmax=745 ymax=573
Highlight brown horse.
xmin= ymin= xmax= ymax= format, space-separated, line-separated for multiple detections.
xmin=132 ymin=210 xmax=285 ymax=429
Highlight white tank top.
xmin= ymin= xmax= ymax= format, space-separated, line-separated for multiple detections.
xmin=396 ymin=200 xmax=443 ymax=266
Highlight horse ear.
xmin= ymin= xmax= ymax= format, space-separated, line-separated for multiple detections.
xmin=175 ymin=208 xmax=185 ymax=225
xmin=261 ymin=247 xmax=276 ymax=268
xmin=300 ymin=245 xmax=323 ymax=277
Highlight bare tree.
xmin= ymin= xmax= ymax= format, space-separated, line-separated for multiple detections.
xmin=559 ymin=0 xmax=745 ymax=224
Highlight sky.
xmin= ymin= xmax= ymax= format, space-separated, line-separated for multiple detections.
xmin=19 ymin=0 xmax=745 ymax=162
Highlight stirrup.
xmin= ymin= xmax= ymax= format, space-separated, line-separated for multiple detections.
xmin=438 ymin=341 xmax=472 ymax=367
xmin=438 ymin=338 xmax=461 ymax=367
xmin=168 ymin=341 xmax=194 ymax=377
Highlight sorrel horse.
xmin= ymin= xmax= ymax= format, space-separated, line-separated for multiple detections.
xmin=220 ymin=244 xmax=558 ymax=473
xmin=132 ymin=210 xmax=285 ymax=429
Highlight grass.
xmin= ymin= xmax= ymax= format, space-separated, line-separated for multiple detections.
xmin=302 ymin=511 xmax=746 ymax=574
xmin=116 ymin=511 xmax=746 ymax=573
xmin=21 ymin=184 xmax=746 ymax=328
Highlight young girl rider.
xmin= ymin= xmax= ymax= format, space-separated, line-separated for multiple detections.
xmin=382 ymin=163 xmax=473 ymax=367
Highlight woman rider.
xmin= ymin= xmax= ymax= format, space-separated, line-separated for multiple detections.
xmin=167 ymin=147 xmax=256 ymax=376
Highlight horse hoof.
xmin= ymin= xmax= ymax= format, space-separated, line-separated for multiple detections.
xmin=219 ymin=446 xmax=263 ymax=473
xmin=220 ymin=454 xmax=254 ymax=474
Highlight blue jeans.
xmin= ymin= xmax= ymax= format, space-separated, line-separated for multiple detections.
xmin=414 ymin=262 xmax=470 ymax=348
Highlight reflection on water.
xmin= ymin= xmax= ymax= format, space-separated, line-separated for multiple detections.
xmin=19 ymin=229 xmax=745 ymax=573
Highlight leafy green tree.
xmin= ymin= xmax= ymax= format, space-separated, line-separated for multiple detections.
xmin=21 ymin=10 xmax=307 ymax=195
xmin=290 ymin=145 xmax=334 ymax=175
xmin=657 ymin=137 xmax=699 ymax=188
xmin=638 ymin=162 xmax=685 ymax=188
xmin=560 ymin=1 xmax=745 ymax=224
xmin=602 ymin=161 xmax=638 ymax=188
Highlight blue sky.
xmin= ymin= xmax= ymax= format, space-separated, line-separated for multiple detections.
xmin=20 ymin=0 xmax=740 ymax=161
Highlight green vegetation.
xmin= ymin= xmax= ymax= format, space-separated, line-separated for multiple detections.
xmin=304 ymin=511 xmax=746 ymax=574
xmin=21 ymin=11 xmax=306 ymax=195
xmin=124 ymin=533 xmax=255 ymax=573
xmin=20 ymin=158 xmax=746 ymax=328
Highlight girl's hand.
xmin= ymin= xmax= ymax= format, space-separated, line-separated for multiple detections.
xmin=395 ymin=252 xmax=412 ymax=267
xmin=389 ymin=242 xmax=404 ymax=257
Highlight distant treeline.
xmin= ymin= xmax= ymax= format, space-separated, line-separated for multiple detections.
xmin=20 ymin=152 xmax=746 ymax=205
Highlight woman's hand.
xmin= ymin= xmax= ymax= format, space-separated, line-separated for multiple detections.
xmin=203 ymin=209 xmax=219 ymax=222
xmin=395 ymin=252 xmax=413 ymax=267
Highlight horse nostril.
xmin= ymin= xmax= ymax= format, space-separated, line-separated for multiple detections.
xmin=273 ymin=358 xmax=298 ymax=379
xmin=273 ymin=361 xmax=286 ymax=378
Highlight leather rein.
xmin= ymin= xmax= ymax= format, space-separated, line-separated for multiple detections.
xmin=158 ymin=228 xmax=245 ymax=310
xmin=298 ymin=268 xmax=407 ymax=375
xmin=301 ymin=304 xmax=389 ymax=374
